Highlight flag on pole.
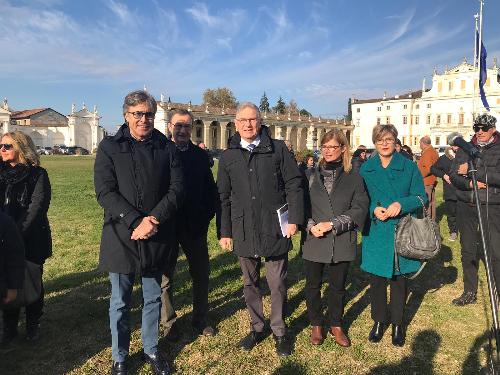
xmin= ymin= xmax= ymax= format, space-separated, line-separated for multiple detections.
xmin=476 ymin=31 xmax=490 ymax=111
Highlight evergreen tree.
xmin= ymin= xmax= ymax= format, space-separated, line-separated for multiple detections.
xmin=273 ymin=96 xmax=286 ymax=114
xmin=259 ymin=92 xmax=270 ymax=113
xmin=346 ymin=98 xmax=352 ymax=121
xmin=299 ymin=108 xmax=311 ymax=117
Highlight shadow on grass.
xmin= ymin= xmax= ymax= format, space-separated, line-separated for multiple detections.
xmin=271 ymin=360 xmax=307 ymax=375
xmin=367 ymin=329 xmax=441 ymax=374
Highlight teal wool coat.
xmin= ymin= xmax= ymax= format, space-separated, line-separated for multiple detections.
xmin=359 ymin=152 xmax=427 ymax=278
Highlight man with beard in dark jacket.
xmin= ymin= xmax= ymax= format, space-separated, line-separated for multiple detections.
xmin=94 ymin=90 xmax=183 ymax=375
xmin=449 ymin=114 xmax=500 ymax=306
xmin=217 ymin=102 xmax=304 ymax=357
xmin=161 ymin=108 xmax=218 ymax=340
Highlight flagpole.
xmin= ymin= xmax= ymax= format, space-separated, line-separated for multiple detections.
xmin=472 ymin=13 xmax=479 ymax=120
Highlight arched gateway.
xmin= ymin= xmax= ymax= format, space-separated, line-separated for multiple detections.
xmin=154 ymin=100 xmax=354 ymax=151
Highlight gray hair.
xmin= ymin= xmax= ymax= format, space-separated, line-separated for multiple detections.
xmin=236 ymin=102 xmax=261 ymax=119
xmin=122 ymin=90 xmax=157 ymax=117
xmin=167 ymin=108 xmax=194 ymax=124
xmin=420 ymin=135 xmax=431 ymax=145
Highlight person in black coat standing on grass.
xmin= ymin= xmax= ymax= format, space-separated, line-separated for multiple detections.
xmin=160 ymin=108 xmax=218 ymax=340
xmin=0 ymin=131 xmax=51 ymax=344
xmin=449 ymin=114 xmax=500 ymax=307
xmin=430 ymin=146 xmax=459 ymax=241
xmin=301 ymin=129 xmax=368 ymax=348
xmin=94 ymin=90 xmax=183 ymax=375
xmin=217 ymin=102 xmax=304 ymax=357
xmin=0 ymin=212 xmax=25 ymax=308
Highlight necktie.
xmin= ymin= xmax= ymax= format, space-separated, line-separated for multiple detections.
xmin=247 ymin=144 xmax=255 ymax=153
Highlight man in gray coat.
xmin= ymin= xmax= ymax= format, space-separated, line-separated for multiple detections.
xmin=217 ymin=102 xmax=304 ymax=356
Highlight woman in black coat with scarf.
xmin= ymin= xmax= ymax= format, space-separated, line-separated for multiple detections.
xmin=0 ymin=131 xmax=51 ymax=344
xmin=301 ymin=129 xmax=369 ymax=347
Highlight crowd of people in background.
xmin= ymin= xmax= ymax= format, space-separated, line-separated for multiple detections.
xmin=1 ymin=90 xmax=499 ymax=375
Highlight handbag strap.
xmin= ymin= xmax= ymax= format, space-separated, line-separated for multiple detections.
xmin=416 ymin=195 xmax=427 ymax=218
xmin=394 ymin=247 xmax=427 ymax=280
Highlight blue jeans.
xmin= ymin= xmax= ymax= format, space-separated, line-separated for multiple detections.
xmin=109 ymin=273 xmax=162 ymax=362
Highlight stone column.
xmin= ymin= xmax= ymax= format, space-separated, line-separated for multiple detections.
xmin=306 ymin=126 xmax=315 ymax=150
xmin=219 ymin=123 xmax=227 ymax=149
xmin=296 ymin=127 xmax=303 ymax=151
xmin=203 ymin=122 xmax=211 ymax=149
xmin=316 ymin=128 xmax=322 ymax=149
xmin=285 ymin=126 xmax=291 ymax=142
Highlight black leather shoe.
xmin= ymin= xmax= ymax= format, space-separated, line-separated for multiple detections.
xmin=238 ymin=331 xmax=265 ymax=351
xmin=452 ymin=291 xmax=477 ymax=306
xmin=273 ymin=334 xmax=292 ymax=357
xmin=142 ymin=351 xmax=170 ymax=375
xmin=391 ymin=325 xmax=405 ymax=347
xmin=26 ymin=324 xmax=40 ymax=342
xmin=368 ymin=322 xmax=385 ymax=343
xmin=0 ymin=327 xmax=18 ymax=345
xmin=111 ymin=361 xmax=127 ymax=375
xmin=163 ymin=324 xmax=181 ymax=342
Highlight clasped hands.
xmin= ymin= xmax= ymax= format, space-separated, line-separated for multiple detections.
xmin=374 ymin=202 xmax=401 ymax=221
xmin=131 ymin=216 xmax=159 ymax=240
xmin=310 ymin=222 xmax=333 ymax=238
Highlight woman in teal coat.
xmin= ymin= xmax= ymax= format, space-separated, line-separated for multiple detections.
xmin=359 ymin=124 xmax=427 ymax=347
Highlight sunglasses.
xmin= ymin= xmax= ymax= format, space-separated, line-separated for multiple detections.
xmin=473 ymin=125 xmax=492 ymax=132
xmin=0 ymin=143 xmax=13 ymax=151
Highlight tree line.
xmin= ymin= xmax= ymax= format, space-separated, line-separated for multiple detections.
xmin=202 ymin=88 xmax=311 ymax=117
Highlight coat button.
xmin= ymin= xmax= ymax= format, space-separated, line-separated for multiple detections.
xmin=249 ymin=168 xmax=253 ymax=172
xmin=119 ymin=213 xmax=124 ymax=218
xmin=252 ymin=196 xmax=256 ymax=200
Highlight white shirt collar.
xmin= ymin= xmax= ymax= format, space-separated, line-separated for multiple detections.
xmin=240 ymin=135 xmax=261 ymax=149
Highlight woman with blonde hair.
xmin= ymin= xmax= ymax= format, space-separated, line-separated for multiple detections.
xmin=0 ymin=131 xmax=52 ymax=344
xmin=301 ymin=129 xmax=368 ymax=347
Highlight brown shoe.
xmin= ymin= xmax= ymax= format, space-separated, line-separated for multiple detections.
xmin=310 ymin=326 xmax=324 ymax=345
xmin=330 ymin=326 xmax=351 ymax=347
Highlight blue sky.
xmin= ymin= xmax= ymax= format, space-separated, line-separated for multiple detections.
xmin=1 ymin=0 xmax=499 ymax=130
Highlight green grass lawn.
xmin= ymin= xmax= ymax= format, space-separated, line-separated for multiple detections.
xmin=0 ymin=155 xmax=496 ymax=374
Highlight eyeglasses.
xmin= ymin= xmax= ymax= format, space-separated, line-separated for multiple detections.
xmin=375 ymin=138 xmax=396 ymax=145
xmin=0 ymin=143 xmax=13 ymax=151
xmin=172 ymin=122 xmax=192 ymax=130
xmin=321 ymin=145 xmax=342 ymax=150
xmin=473 ymin=125 xmax=492 ymax=132
xmin=128 ymin=111 xmax=155 ymax=120
xmin=236 ymin=118 xmax=258 ymax=124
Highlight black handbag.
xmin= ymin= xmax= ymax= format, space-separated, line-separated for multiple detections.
xmin=1 ymin=261 xmax=42 ymax=310
xmin=394 ymin=196 xmax=441 ymax=279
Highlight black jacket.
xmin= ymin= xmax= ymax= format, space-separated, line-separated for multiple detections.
xmin=450 ymin=132 xmax=500 ymax=205
xmin=217 ymin=126 xmax=304 ymax=258
xmin=430 ymin=154 xmax=457 ymax=201
xmin=0 ymin=163 xmax=52 ymax=265
xmin=94 ymin=125 xmax=184 ymax=275
xmin=301 ymin=166 xmax=368 ymax=263
xmin=0 ymin=212 xmax=25 ymax=299
xmin=176 ymin=142 xmax=218 ymax=237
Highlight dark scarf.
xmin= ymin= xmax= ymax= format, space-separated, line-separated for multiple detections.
xmin=0 ymin=163 xmax=32 ymax=211
xmin=319 ymin=161 xmax=343 ymax=194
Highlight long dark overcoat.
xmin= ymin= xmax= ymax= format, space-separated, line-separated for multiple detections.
xmin=0 ymin=163 xmax=52 ymax=265
xmin=359 ymin=152 xmax=427 ymax=278
xmin=301 ymin=166 xmax=369 ymax=263
xmin=217 ymin=126 xmax=304 ymax=258
xmin=0 ymin=212 xmax=25 ymax=299
xmin=94 ymin=125 xmax=184 ymax=275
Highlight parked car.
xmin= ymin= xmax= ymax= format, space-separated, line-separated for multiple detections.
xmin=43 ymin=147 xmax=53 ymax=155
xmin=53 ymin=145 xmax=68 ymax=154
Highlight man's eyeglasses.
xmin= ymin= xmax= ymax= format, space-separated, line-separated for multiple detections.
xmin=473 ymin=125 xmax=492 ymax=133
xmin=236 ymin=118 xmax=258 ymax=124
xmin=172 ymin=123 xmax=192 ymax=130
xmin=375 ymin=138 xmax=396 ymax=145
xmin=0 ymin=143 xmax=13 ymax=151
xmin=128 ymin=111 xmax=155 ymax=120
xmin=321 ymin=145 xmax=342 ymax=150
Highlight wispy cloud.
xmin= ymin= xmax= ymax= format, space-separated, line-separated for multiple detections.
xmin=105 ymin=0 xmax=132 ymax=24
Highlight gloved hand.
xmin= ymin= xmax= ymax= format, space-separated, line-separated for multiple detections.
xmin=331 ymin=215 xmax=355 ymax=235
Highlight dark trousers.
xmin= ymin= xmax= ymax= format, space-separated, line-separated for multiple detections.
xmin=445 ymin=200 xmax=457 ymax=234
xmin=3 ymin=265 xmax=44 ymax=331
xmin=161 ymin=231 xmax=210 ymax=328
xmin=239 ymin=254 xmax=288 ymax=337
xmin=304 ymin=260 xmax=349 ymax=326
xmin=370 ymin=274 xmax=407 ymax=325
xmin=425 ymin=184 xmax=437 ymax=220
xmin=457 ymin=201 xmax=500 ymax=294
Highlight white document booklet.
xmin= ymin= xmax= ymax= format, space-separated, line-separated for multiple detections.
xmin=277 ymin=203 xmax=289 ymax=237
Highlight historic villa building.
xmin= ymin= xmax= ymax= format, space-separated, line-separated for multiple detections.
xmin=0 ymin=100 xmax=105 ymax=152
xmin=154 ymin=99 xmax=353 ymax=152
xmin=351 ymin=58 xmax=500 ymax=150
